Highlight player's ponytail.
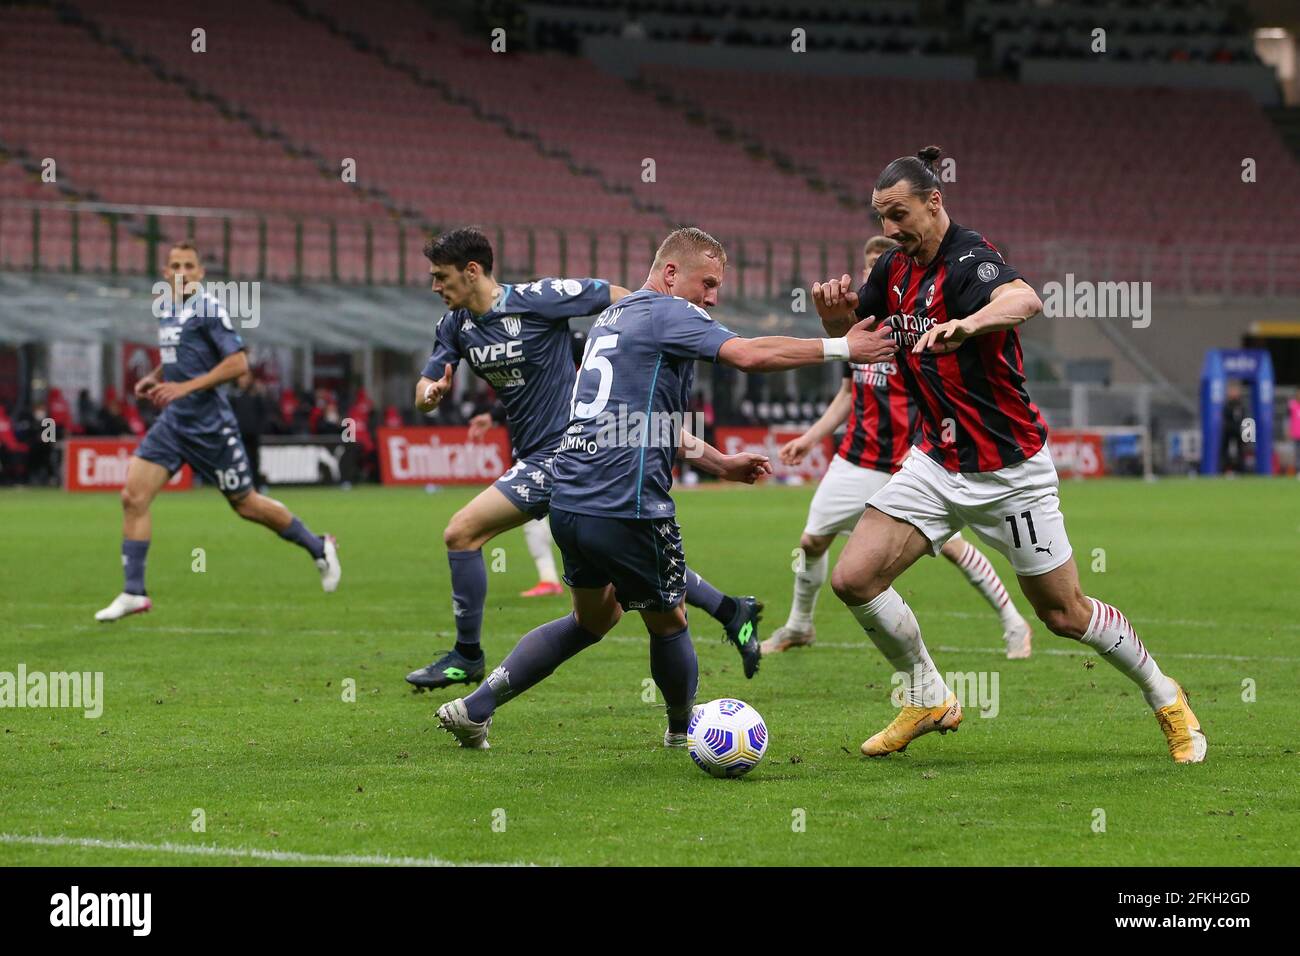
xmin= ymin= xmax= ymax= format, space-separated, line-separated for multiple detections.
xmin=875 ymin=145 xmax=944 ymax=198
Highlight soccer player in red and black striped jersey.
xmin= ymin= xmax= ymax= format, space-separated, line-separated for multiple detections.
xmin=765 ymin=236 xmax=1031 ymax=659
xmin=814 ymin=147 xmax=1206 ymax=763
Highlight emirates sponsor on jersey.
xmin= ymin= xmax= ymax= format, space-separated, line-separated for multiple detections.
xmin=882 ymin=313 xmax=937 ymax=349
xmin=378 ymin=427 xmax=512 ymax=485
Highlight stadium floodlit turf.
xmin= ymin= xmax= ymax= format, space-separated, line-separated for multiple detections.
xmin=1 ymin=479 xmax=1296 ymax=866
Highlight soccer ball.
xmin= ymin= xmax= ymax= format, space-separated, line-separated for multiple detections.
xmin=687 ymin=698 xmax=769 ymax=778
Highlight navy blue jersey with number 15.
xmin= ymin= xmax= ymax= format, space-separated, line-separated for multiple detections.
xmin=550 ymin=289 xmax=737 ymax=519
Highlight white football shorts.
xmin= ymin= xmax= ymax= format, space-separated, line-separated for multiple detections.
xmin=867 ymin=445 xmax=1072 ymax=576
xmin=804 ymin=454 xmax=893 ymax=538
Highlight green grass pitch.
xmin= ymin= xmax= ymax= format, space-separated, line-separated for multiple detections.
xmin=1 ymin=478 xmax=1297 ymax=866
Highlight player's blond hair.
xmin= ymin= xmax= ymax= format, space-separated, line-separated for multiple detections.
xmin=169 ymin=239 xmax=202 ymax=260
xmin=863 ymin=236 xmax=898 ymax=264
xmin=652 ymin=227 xmax=727 ymax=271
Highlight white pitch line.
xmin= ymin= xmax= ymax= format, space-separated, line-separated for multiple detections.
xmin=0 ymin=833 xmax=536 ymax=867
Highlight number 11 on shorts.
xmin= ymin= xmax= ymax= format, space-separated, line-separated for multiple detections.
xmin=1004 ymin=510 xmax=1037 ymax=549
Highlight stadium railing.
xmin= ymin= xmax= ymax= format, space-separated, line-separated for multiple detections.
xmin=4 ymin=200 xmax=1300 ymax=299
xmin=0 ymin=200 xmax=862 ymax=297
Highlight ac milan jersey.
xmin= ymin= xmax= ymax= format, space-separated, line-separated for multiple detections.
xmin=837 ymin=359 xmax=917 ymax=473
xmin=854 ymin=221 xmax=1048 ymax=473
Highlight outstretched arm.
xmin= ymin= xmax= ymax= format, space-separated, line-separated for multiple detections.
xmin=679 ymin=429 xmax=773 ymax=484
xmin=717 ymin=318 xmax=896 ymax=373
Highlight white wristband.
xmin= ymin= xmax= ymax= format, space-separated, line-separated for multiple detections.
xmin=821 ymin=337 xmax=850 ymax=362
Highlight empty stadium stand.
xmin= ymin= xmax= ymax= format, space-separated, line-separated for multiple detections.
xmin=2 ymin=0 xmax=1297 ymax=296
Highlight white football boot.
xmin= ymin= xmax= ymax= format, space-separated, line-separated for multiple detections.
xmin=315 ymin=535 xmax=341 ymax=593
xmin=437 ymin=698 xmax=492 ymax=750
xmin=94 ymin=592 xmax=152 ymax=623
xmin=664 ymin=705 xmax=704 ymax=747
xmin=1003 ymin=617 xmax=1033 ymax=660
xmin=760 ymin=624 xmax=815 ymax=655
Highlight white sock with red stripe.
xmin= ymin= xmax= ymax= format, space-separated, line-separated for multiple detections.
xmin=848 ymin=588 xmax=950 ymax=708
xmin=785 ymin=549 xmax=828 ymax=632
xmin=952 ymin=539 xmax=1022 ymax=628
xmin=523 ymin=519 xmax=559 ymax=584
xmin=1079 ymin=598 xmax=1177 ymax=710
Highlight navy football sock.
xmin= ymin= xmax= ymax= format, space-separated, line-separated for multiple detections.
xmin=279 ymin=517 xmax=325 ymax=560
xmin=454 ymin=641 xmax=484 ymax=661
xmin=447 ymin=549 xmax=487 ymax=647
xmin=683 ymin=565 xmax=730 ymax=622
xmin=122 ymin=538 xmax=149 ymax=595
xmin=716 ymin=595 xmax=740 ymax=627
xmin=464 ymin=614 xmax=601 ymax=722
xmin=650 ymin=625 xmax=699 ymax=733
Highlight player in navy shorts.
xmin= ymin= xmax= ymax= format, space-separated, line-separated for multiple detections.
xmin=434 ymin=227 xmax=895 ymax=750
xmin=406 ymin=228 xmax=766 ymax=692
xmin=94 ymin=242 xmax=340 ymax=622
